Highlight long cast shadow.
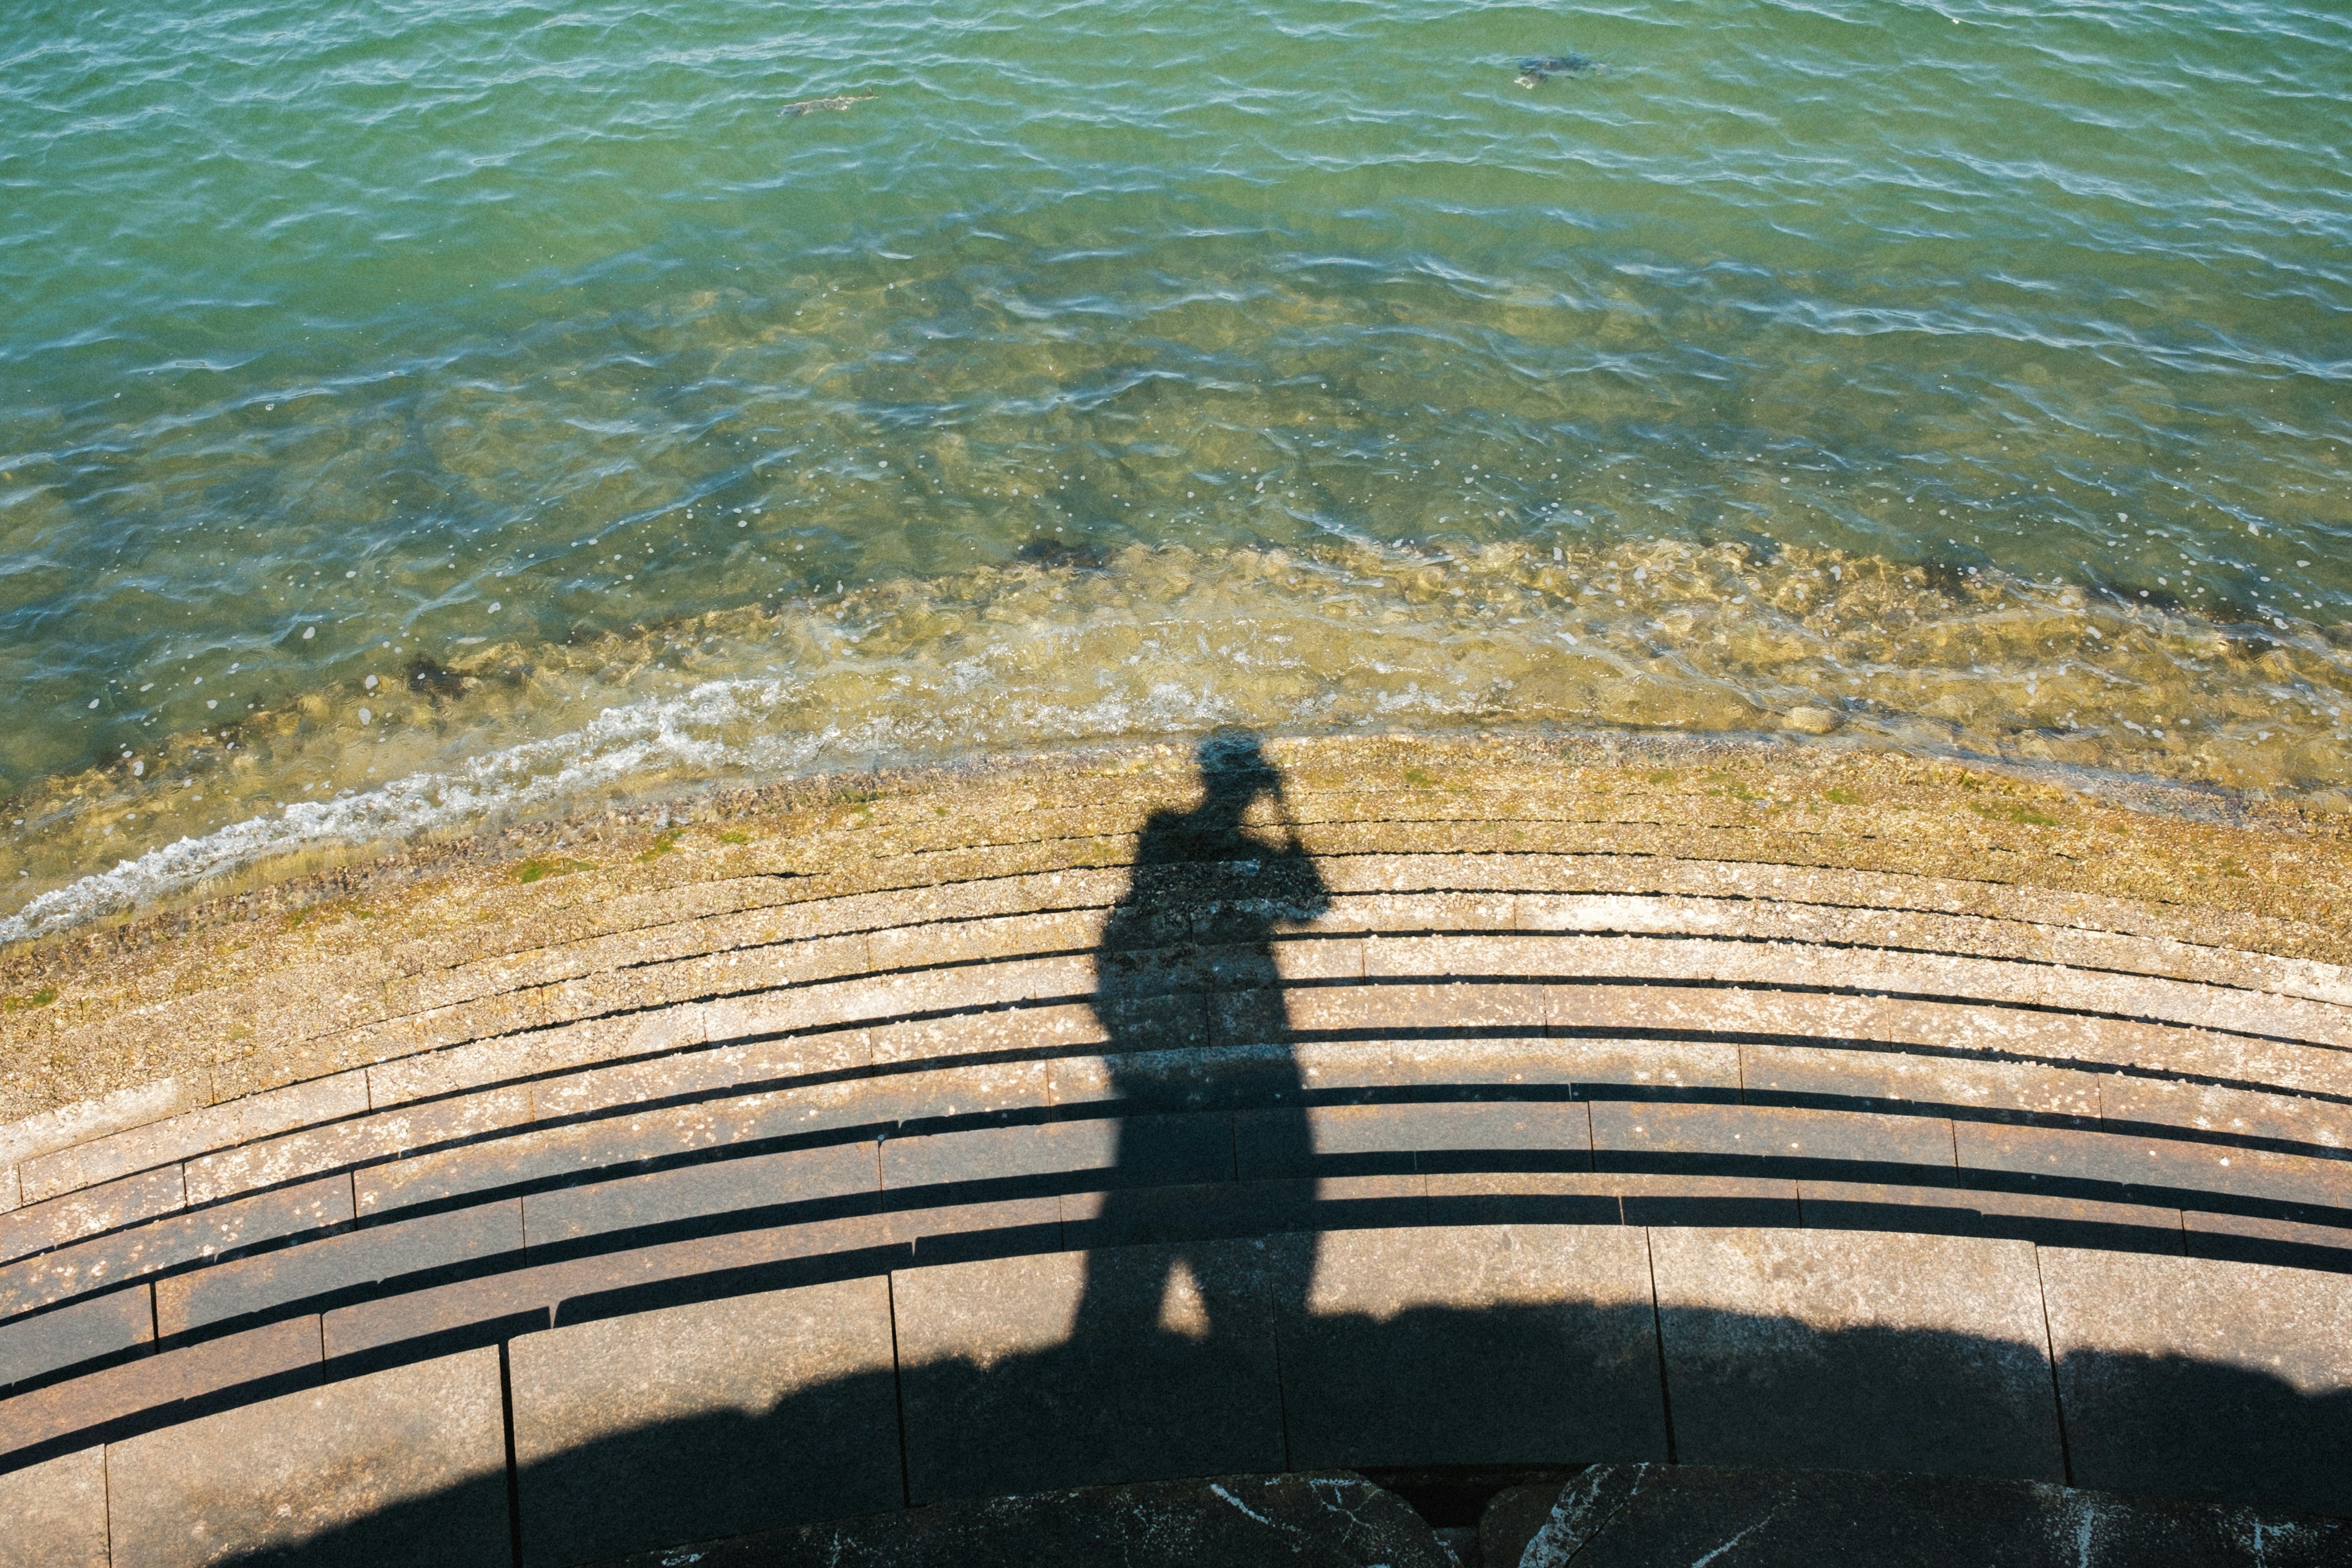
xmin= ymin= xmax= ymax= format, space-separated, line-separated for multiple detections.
xmin=1069 ymin=729 xmax=1332 ymax=1343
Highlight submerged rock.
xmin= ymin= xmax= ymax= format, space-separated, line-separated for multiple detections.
xmin=1515 ymin=53 xmax=1606 ymax=88
xmin=1014 ymin=536 xmax=1110 ymax=570
xmin=781 ymin=93 xmax=875 ymax=116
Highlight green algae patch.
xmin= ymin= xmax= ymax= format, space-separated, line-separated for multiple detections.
xmin=1972 ymin=801 xmax=2062 ymax=827
xmin=513 ymin=856 xmax=595 ymax=884
xmin=1 ymin=986 xmax=58 ymax=1013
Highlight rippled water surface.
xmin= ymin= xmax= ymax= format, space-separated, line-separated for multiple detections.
xmin=4 ymin=0 xmax=2349 ymax=938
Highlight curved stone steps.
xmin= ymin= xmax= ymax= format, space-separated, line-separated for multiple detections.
xmin=0 ymin=846 xmax=2347 ymax=1531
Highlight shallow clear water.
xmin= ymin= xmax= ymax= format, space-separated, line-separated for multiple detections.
xmin=3 ymin=0 xmax=2349 ymax=938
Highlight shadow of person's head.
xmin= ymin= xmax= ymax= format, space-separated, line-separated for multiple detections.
xmin=1196 ymin=728 xmax=1282 ymax=810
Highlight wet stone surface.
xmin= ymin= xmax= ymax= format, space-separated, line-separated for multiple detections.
xmin=1483 ymin=1464 xmax=2352 ymax=1568
xmin=592 ymin=1471 xmax=1454 ymax=1568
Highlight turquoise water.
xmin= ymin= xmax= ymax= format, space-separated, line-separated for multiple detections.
xmin=4 ymin=0 xmax=2350 ymax=938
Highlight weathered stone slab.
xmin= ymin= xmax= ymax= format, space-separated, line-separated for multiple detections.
xmin=1744 ymin=1044 xmax=2103 ymax=1123
xmin=1954 ymin=1121 xmax=2350 ymax=1213
xmin=899 ymin=993 xmax=1208 ymax=1065
xmin=1879 ymin=1054 xmax=2104 ymax=1120
xmin=1483 ymin=1463 xmax=2352 ymax=1568
xmin=526 ymin=1143 xmax=878 ymax=1246
xmin=1322 ymin=891 xmax=1518 ymax=933
xmin=0 ymin=1175 xmax=352 ymax=1319
xmin=532 ymin=1031 xmax=866 ymax=1120
xmin=1273 ymin=1224 xmax=1665 ymax=1468
xmin=1374 ymin=1162 xmax=1783 ymax=1231
xmin=510 ymin=1277 xmax=902 ymax=1567
xmin=1593 ymin=1102 xmax=1956 ymax=1185
xmin=1050 ymin=1043 xmax=1294 ymax=1115
xmin=1055 ymin=1172 xmax=1428 ymax=1250
xmin=1615 ymin=1174 xmax=1800 ymax=1226
xmin=1056 ymin=1181 xmax=1239 ymax=1248
xmin=1278 ymin=982 xmax=1546 ymax=1040
xmin=20 ymin=1070 xmax=369 ymax=1205
xmin=858 ymin=1059 xmax=1057 ymax=1131
xmin=183 ymin=1085 xmax=532 ymax=1205
xmin=0 ymin=1077 xmax=208 ymax=1182
xmin=597 ymin=1471 xmax=1453 ymax=1568
xmin=1796 ymin=1182 xmax=2185 ymax=1252
xmin=863 ymin=908 xmax=1106 ymax=971
xmin=2040 ymin=1248 xmax=2352 ymax=1516
xmin=154 ymin=1199 xmax=524 ymax=1335
xmin=712 ymin=956 xmax=1099 ymax=1045
xmin=320 ymin=1213 xmax=896 ymax=1359
xmin=105 ymin=1345 xmax=507 ymax=1567
xmin=0 ymin=1166 xmax=186 ymax=1269
xmin=1423 ymin=1172 xmax=1626 ymax=1226
xmin=1540 ymin=1033 xmax=1751 ymax=1096
xmin=2180 ymin=1208 xmax=2352 ymax=1268
xmin=1739 ymin=1044 xmax=1898 ymax=1105
xmin=0 ymin=1444 xmax=110 ymax=1568
xmin=366 ymin=1005 xmax=710 ymax=1109
xmin=894 ymin=1242 xmax=1285 ymax=1501
xmin=350 ymin=1057 xmax=1001 ymax=1215
xmin=1650 ymin=1227 xmax=2064 ymax=1479
xmin=884 ymin=1194 xmax=1064 ymax=1265
xmin=881 ymin=1119 xmax=1077 ymax=1194
xmin=0 ymin=1315 xmax=319 ymax=1463
xmin=0 ymin=1284 xmax=153 ymax=1392
xmin=1502 ymin=935 xmax=2352 ymax=1047
xmin=2100 ymin=1076 xmax=2348 ymax=1153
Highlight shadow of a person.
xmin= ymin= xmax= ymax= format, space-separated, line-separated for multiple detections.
xmin=1069 ymin=728 xmax=1331 ymax=1344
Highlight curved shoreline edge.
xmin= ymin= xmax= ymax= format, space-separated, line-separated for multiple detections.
xmin=1 ymin=732 xmax=2348 ymax=1563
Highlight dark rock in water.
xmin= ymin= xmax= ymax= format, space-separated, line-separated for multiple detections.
xmin=403 ymin=655 xmax=475 ymax=699
xmin=595 ymin=1472 xmax=1455 ymax=1567
xmin=1515 ymin=53 xmax=1605 ymax=87
xmin=1482 ymin=1464 xmax=2352 ymax=1568
xmin=1014 ymin=536 xmax=1109 ymax=570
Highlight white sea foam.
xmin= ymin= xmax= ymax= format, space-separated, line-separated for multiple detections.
xmin=0 ymin=679 xmax=809 ymax=946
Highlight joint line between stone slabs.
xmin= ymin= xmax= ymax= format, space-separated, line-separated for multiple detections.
xmin=2033 ymin=1245 xmax=2074 ymax=1487
xmin=498 ymin=1336 xmax=525 ymax=1568
xmin=1645 ymin=1227 xmax=1678 ymax=1465
xmin=886 ymin=1268 xmax=911 ymax=1510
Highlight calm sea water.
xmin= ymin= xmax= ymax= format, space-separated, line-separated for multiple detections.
xmin=3 ymin=0 xmax=2348 ymax=938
